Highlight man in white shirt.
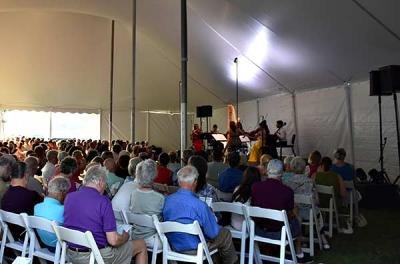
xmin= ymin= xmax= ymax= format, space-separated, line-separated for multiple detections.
xmin=42 ymin=150 xmax=58 ymax=186
xmin=275 ymin=120 xmax=287 ymax=144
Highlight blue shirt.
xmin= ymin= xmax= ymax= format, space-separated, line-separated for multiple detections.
xmin=34 ymin=197 xmax=64 ymax=247
xmin=332 ymin=163 xmax=353 ymax=181
xmin=218 ymin=167 xmax=243 ymax=193
xmin=162 ymin=189 xmax=220 ymax=251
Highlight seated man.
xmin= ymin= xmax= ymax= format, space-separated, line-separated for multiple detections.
xmin=34 ymin=176 xmax=70 ymax=251
xmin=251 ymin=159 xmax=312 ymax=264
xmin=42 ymin=150 xmax=58 ymax=186
xmin=163 ymin=166 xmax=238 ymax=264
xmin=64 ymin=165 xmax=147 ymax=264
xmin=1 ymin=161 xmax=43 ymax=241
xmin=25 ymin=156 xmax=45 ymax=196
xmin=0 ymin=154 xmax=16 ymax=202
xmin=206 ymin=150 xmax=228 ymax=189
xmin=218 ymin=152 xmax=243 ymax=193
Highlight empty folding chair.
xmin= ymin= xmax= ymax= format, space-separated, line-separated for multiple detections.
xmin=21 ymin=214 xmax=61 ymax=264
xmin=51 ymin=223 xmax=105 ymax=264
xmin=152 ymin=216 xmax=218 ymax=264
xmin=244 ymin=206 xmax=297 ymax=264
xmin=122 ymin=211 xmax=162 ymax=264
xmin=211 ymin=202 xmax=247 ymax=264
xmin=316 ymin=185 xmax=340 ymax=238
xmin=294 ymin=194 xmax=322 ymax=256
xmin=0 ymin=210 xmax=30 ymax=263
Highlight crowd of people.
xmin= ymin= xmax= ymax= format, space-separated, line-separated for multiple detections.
xmin=0 ymin=136 xmax=363 ymax=264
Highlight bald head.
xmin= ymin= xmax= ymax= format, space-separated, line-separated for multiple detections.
xmin=24 ymin=156 xmax=39 ymax=177
xmin=104 ymin=158 xmax=116 ymax=172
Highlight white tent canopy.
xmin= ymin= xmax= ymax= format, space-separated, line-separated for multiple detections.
xmin=0 ymin=0 xmax=400 ymax=180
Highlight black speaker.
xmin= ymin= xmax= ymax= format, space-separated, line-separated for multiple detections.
xmin=379 ymin=65 xmax=400 ymax=93
xmin=370 ymin=70 xmax=392 ymax=96
xmin=196 ymin=105 xmax=212 ymax=118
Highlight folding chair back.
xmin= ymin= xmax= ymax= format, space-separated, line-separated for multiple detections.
xmin=122 ymin=211 xmax=161 ymax=264
xmin=0 ymin=210 xmax=30 ymax=261
xmin=22 ymin=215 xmax=61 ymax=263
xmin=211 ymin=202 xmax=247 ymax=264
xmin=199 ymin=196 xmax=213 ymax=207
xmin=51 ymin=223 xmax=104 ymax=264
xmin=216 ymin=190 xmax=232 ymax=202
xmin=294 ymin=194 xmax=322 ymax=256
xmin=152 ymin=216 xmax=217 ymax=264
xmin=343 ymin=181 xmax=355 ymax=225
xmin=316 ymin=184 xmax=340 ymax=237
xmin=245 ymin=206 xmax=297 ymax=264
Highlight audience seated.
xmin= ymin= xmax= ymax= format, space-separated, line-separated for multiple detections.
xmin=1 ymin=161 xmax=43 ymax=241
xmin=34 ymin=176 xmax=70 ymax=252
xmin=332 ymin=148 xmax=353 ymax=181
xmin=112 ymin=157 xmax=140 ymax=212
xmin=282 ymin=156 xmax=295 ymax=181
xmin=58 ymin=157 xmax=78 ymax=193
xmin=130 ymin=159 xmax=164 ymax=248
xmin=42 ymin=150 xmax=58 ymax=186
xmin=163 ymin=166 xmax=238 ymax=264
xmin=0 ymin=154 xmax=16 ymax=202
xmin=231 ymin=166 xmax=261 ymax=230
xmin=64 ymin=165 xmax=148 ymax=264
xmin=206 ymin=150 xmax=228 ymax=189
xmin=104 ymin=158 xmax=124 ymax=195
xmin=182 ymin=149 xmax=194 ymax=166
xmin=167 ymin=151 xmax=181 ymax=184
xmin=72 ymin=150 xmax=86 ymax=184
xmin=251 ymin=159 xmax=312 ymax=263
xmin=305 ymin=150 xmax=321 ymax=179
xmin=188 ymin=155 xmax=219 ymax=202
xmin=218 ymin=152 xmax=243 ymax=193
xmin=25 ymin=156 xmax=44 ymax=196
xmin=154 ymin=152 xmax=173 ymax=185
xmin=115 ymin=154 xmax=131 ymax=178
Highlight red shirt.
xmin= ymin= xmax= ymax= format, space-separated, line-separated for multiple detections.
xmin=154 ymin=166 xmax=173 ymax=185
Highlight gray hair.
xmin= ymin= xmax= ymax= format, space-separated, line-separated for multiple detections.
xmin=135 ymin=159 xmax=157 ymax=187
xmin=84 ymin=165 xmax=107 ymax=185
xmin=48 ymin=176 xmax=71 ymax=194
xmin=267 ymin=159 xmax=283 ymax=178
xmin=24 ymin=156 xmax=39 ymax=176
xmin=0 ymin=154 xmax=16 ymax=167
xmin=290 ymin=157 xmax=306 ymax=174
xmin=177 ymin=165 xmax=198 ymax=184
xmin=128 ymin=157 xmax=142 ymax=177
xmin=57 ymin=151 xmax=68 ymax=163
xmin=283 ymin=156 xmax=294 ymax=167
xmin=46 ymin=150 xmax=59 ymax=161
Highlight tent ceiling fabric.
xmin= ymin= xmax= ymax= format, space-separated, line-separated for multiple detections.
xmin=0 ymin=0 xmax=399 ymax=112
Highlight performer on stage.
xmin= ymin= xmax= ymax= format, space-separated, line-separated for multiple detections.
xmin=190 ymin=124 xmax=203 ymax=152
xmin=275 ymin=120 xmax=287 ymax=145
xmin=210 ymin=124 xmax=219 ymax=134
xmin=225 ymin=121 xmax=244 ymax=153
xmin=248 ymin=120 xmax=270 ymax=164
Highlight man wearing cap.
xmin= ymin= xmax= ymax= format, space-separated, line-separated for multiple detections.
xmin=251 ymin=159 xmax=313 ymax=264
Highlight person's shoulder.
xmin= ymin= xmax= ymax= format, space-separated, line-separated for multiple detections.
xmin=152 ymin=190 xmax=165 ymax=200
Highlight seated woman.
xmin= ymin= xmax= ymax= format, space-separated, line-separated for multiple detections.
xmin=154 ymin=152 xmax=173 ymax=185
xmin=231 ymin=166 xmax=261 ymax=230
xmin=188 ymin=155 xmax=219 ymax=203
xmin=130 ymin=159 xmax=164 ymax=248
xmin=305 ymin=150 xmax=321 ymax=179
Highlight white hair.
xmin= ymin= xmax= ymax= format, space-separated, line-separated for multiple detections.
xmin=84 ymin=165 xmax=107 ymax=185
xmin=177 ymin=165 xmax=198 ymax=184
xmin=290 ymin=157 xmax=306 ymax=174
xmin=48 ymin=176 xmax=71 ymax=194
xmin=135 ymin=159 xmax=157 ymax=187
xmin=284 ymin=156 xmax=294 ymax=167
xmin=128 ymin=157 xmax=142 ymax=177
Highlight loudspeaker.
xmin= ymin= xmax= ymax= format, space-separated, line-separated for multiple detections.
xmin=370 ymin=70 xmax=392 ymax=96
xmin=379 ymin=65 xmax=400 ymax=93
xmin=196 ymin=105 xmax=212 ymax=118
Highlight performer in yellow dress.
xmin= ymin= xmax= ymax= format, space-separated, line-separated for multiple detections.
xmin=248 ymin=120 xmax=270 ymax=164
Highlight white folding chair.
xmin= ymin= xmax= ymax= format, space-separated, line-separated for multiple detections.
xmin=341 ymin=181 xmax=355 ymax=226
xmin=316 ymin=185 xmax=340 ymax=238
xmin=211 ymin=202 xmax=247 ymax=264
xmin=199 ymin=196 xmax=213 ymax=207
xmin=216 ymin=190 xmax=232 ymax=202
xmin=153 ymin=216 xmax=218 ymax=264
xmin=0 ymin=210 xmax=30 ymax=263
xmin=122 ymin=211 xmax=162 ymax=264
xmin=12 ymin=257 xmax=31 ymax=264
xmin=113 ymin=210 xmax=126 ymax=224
xmin=21 ymin=214 xmax=61 ymax=264
xmin=294 ymin=194 xmax=322 ymax=256
xmin=244 ymin=206 xmax=297 ymax=264
xmin=51 ymin=223 xmax=105 ymax=264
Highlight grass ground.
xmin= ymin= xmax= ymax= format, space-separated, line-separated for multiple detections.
xmin=314 ymin=209 xmax=400 ymax=264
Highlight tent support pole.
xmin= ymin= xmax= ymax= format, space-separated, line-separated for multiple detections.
xmin=49 ymin=111 xmax=53 ymax=140
xmin=345 ymin=83 xmax=356 ymax=166
xmin=291 ymin=93 xmax=300 ymax=156
xmin=146 ymin=111 xmax=150 ymax=142
xmin=180 ymin=0 xmax=188 ymax=163
xmin=108 ymin=20 xmax=115 ymax=145
xmin=131 ymin=0 xmax=136 ymax=143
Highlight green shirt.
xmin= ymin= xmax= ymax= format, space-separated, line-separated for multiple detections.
xmin=315 ymin=171 xmax=341 ymax=208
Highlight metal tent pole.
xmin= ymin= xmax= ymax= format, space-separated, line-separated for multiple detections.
xmin=180 ymin=0 xmax=188 ymax=163
xmin=234 ymin=57 xmax=239 ymax=118
xmin=108 ymin=20 xmax=115 ymax=145
xmin=131 ymin=0 xmax=136 ymax=143
xmin=345 ymin=83 xmax=356 ymax=166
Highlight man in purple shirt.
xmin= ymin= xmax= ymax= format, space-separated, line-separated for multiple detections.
xmin=251 ymin=159 xmax=313 ymax=264
xmin=64 ymin=165 xmax=148 ymax=264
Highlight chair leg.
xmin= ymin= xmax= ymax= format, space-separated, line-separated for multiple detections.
xmin=314 ymin=212 xmax=323 ymax=250
xmin=254 ymin=242 xmax=262 ymax=264
xmin=329 ymin=200 xmax=333 ymax=238
xmin=151 ymin=238 xmax=158 ymax=264
xmin=240 ymin=225 xmax=246 ymax=264
xmin=309 ymin=212 xmax=314 ymax=257
xmin=249 ymin=224 xmax=255 ymax=264
xmin=280 ymin=227 xmax=286 ymax=264
xmin=291 ymin=146 xmax=296 ymax=156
